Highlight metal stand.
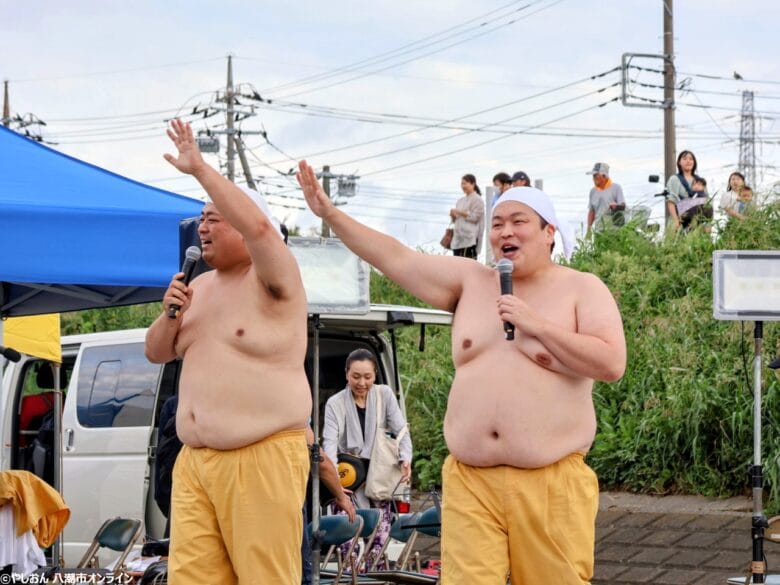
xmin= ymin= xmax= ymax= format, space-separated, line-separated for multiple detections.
xmin=750 ymin=322 xmax=767 ymax=583
xmin=310 ymin=314 xmax=322 ymax=585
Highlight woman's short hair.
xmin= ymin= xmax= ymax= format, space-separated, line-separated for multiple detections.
xmin=345 ymin=348 xmax=378 ymax=373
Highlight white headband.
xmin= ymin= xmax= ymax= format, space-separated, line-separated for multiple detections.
xmin=491 ymin=186 xmax=575 ymax=260
xmin=207 ymin=185 xmax=285 ymax=240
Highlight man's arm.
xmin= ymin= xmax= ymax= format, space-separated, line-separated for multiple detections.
xmin=298 ymin=160 xmax=467 ymax=312
xmin=586 ymin=208 xmax=595 ymax=231
xmin=145 ymin=272 xmax=192 ymax=363
xmin=164 ymin=120 xmax=301 ymax=296
xmin=613 ymin=184 xmax=626 ymax=210
xmin=305 ymin=428 xmax=356 ymax=522
xmin=498 ymin=272 xmax=626 ymax=382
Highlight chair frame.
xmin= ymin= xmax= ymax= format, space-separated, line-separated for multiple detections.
xmin=77 ymin=516 xmax=143 ymax=576
xmin=318 ymin=514 xmax=364 ymax=583
xmin=355 ymin=508 xmax=383 ymax=573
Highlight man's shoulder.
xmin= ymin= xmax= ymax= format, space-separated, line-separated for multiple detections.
xmin=554 ymin=264 xmax=605 ymax=288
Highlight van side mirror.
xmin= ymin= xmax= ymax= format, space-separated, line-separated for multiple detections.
xmin=648 ymin=175 xmax=660 ymax=183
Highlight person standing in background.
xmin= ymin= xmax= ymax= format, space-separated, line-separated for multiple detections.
xmin=449 ymin=174 xmax=484 ymax=259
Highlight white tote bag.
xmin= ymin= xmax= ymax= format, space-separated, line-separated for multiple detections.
xmin=364 ymin=389 xmax=407 ymax=501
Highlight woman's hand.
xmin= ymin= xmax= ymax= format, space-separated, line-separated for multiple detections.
xmin=449 ymin=208 xmax=458 ymax=221
xmin=400 ymin=461 xmax=411 ymax=483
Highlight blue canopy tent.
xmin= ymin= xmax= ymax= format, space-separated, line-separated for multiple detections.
xmin=0 ymin=125 xmax=204 ymax=317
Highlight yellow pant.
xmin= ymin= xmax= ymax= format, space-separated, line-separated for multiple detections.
xmin=441 ymin=453 xmax=598 ymax=585
xmin=169 ymin=429 xmax=309 ymax=585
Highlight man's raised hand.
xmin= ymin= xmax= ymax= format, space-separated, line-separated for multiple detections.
xmin=164 ymin=119 xmax=206 ymax=176
xmin=297 ymin=160 xmax=334 ymax=219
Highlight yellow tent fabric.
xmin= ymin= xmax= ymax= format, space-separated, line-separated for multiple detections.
xmin=3 ymin=314 xmax=61 ymax=363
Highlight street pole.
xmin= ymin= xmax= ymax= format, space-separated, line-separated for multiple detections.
xmin=663 ymin=0 xmax=676 ymax=224
xmin=235 ymin=135 xmax=257 ymax=190
xmin=226 ymin=55 xmax=236 ymax=182
xmin=2 ymin=80 xmax=9 ymax=127
xmin=321 ymin=165 xmax=331 ymax=238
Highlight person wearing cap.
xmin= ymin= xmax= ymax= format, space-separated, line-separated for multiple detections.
xmin=146 ymin=120 xmax=312 ymax=585
xmin=586 ymin=162 xmax=626 ymax=232
xmin=298 ymin=161 xmax=626 ymax=585
xmin=511 ymin=170 xmax=531 ymax=188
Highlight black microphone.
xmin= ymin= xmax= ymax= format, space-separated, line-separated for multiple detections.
xmin=496 ymin=258 xmax=515 ymax=341
xmin=0 ymin=345 xmax=22 ymax=363
xmin=167 ymin=246 xmax=202 ymax=319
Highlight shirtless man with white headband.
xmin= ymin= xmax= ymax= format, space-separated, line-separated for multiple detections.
xmin=145 ymin=120 xmax=311 ymax=585
xmin=297 ymin=164 xmax=626 ymax=585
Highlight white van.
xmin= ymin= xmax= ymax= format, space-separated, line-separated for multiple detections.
xmin=0 ymin=305 xmax=451 ymax=565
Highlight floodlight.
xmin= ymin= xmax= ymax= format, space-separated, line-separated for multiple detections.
xmin=713 ymin=250 xmax=780 ymax=321
xmin=713 ymin=250 xmax=780 ymax=582
xmin=288 ymin=237 xmax=369 ymax=315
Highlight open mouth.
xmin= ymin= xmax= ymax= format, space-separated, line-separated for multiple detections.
xmin=500 ymin=244 xmax=519 ymax=256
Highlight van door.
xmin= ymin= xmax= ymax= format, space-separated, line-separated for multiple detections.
xmin=61 ymin=338 xmax=161 ymax=565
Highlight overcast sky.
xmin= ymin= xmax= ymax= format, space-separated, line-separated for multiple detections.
xmin=3 ymin=0 xmax=779 ymax=252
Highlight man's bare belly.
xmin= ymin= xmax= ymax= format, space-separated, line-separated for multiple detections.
xmin=175 ymin=343 xmax=312 ymax=450
xmin=443 ymin=351 xmax=596 ymax=469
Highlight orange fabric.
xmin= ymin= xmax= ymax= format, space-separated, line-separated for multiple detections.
xmin=594 ymin=178 xmax=613 ymax=191
xmin=0 ymin=470 xmax=70 ymax=547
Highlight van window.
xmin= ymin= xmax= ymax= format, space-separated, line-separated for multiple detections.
xmin=76 ymin=343 xmax=161 ymax=428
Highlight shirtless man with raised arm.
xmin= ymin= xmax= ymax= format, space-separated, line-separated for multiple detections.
xmin=297 ymin=162 xmax=626 ymax=585
xmin=145 ymin=120 xmax=311 ymax=585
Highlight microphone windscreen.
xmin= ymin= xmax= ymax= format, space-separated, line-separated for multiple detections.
xmin=496 ymin=258 xmax=514 ymax=275
xmin=185 ymin=246 xmax=202 ymax=262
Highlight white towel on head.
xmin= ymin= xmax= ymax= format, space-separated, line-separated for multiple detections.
xmin=491 ymin=186 xmax=575 ymax=260
xmin=206 ymin=185 xmax=284 ymax=240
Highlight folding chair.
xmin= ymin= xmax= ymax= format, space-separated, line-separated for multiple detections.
xmin=355 ymin=508 xmax=382 ymax=572
xmin=313 ymin=514 xmax=364 ymax=583
xmin=369 ymin=512 xmax=418 ymax=572
xmin=34 ymin=517 xmax=143 ymax=582
xmin=78 ymin=517 xmax=144 ymax=572
xmin=409 ymin=506 xmax=440 ymax=574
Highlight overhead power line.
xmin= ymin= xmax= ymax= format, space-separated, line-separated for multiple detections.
xmin=266 ymin=0 xmax=568 ymax=99
xmin=262 ymin=0 xmax=548 ymax=96
xmin=363 ymin=96 xmax=620 ymax=177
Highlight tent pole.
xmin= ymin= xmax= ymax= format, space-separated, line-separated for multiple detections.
xmin=52 ymin=361 xmax=64 ymax=566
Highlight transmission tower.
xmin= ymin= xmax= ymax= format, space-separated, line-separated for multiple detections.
xmin=739 ymin=90 xmax=756 ymax=188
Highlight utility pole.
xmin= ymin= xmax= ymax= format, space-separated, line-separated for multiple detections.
xmin=225 ymin=55 xmax=236 ymax=182
xmin=739 ymin=90 xmax=756 ymax=188
xmin=321 ymin=165 xmax=331 ymax=238
xmin=2 ymin=80 xmax=9 ymax=127
xmin=663 ymin=0 xmax=676 ymax=223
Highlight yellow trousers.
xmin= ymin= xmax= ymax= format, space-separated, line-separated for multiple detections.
xmin=169 ymin=429 xmax=309 ymax=585
xmin=441 ymin=453 xmax=598 ymax=585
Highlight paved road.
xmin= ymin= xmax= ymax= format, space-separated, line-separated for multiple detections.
xmin=412 ymin=491 xmax=780 ymax=584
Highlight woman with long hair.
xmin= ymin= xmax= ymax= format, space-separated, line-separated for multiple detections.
xmin=665 ymin=150 xmax=712 ymax=230
xmin=449 ymin=174 xmax=484 ymax=259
